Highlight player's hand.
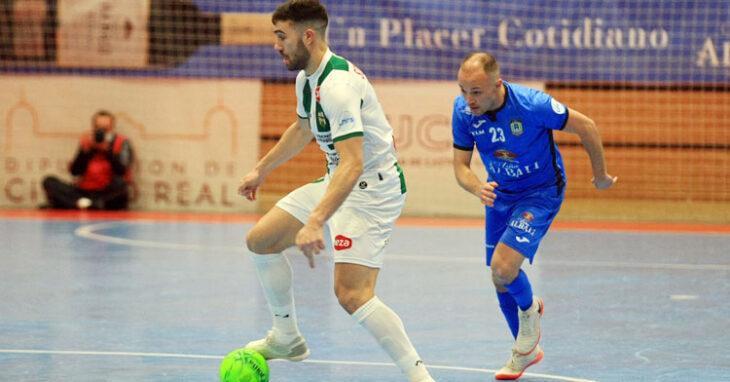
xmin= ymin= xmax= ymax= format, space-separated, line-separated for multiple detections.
xmin=295 ymin=222 xmax=325 ymax=268
xmin=478 ymin=181 xmax=498 ymax=207
xmin=592 ymin=174 xmax=617 ymax=190
xmin=238 ymin=169 xmax=265 ymax=201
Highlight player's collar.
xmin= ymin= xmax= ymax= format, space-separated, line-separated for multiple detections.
xmin=484 ymin=83 xmax=509 ymax=122
xmin=306 ymin=49 xmax=333 ymax=79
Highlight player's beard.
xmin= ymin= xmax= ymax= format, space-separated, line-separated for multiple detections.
xmin=285 ymin=40 xmax=311 ymax=71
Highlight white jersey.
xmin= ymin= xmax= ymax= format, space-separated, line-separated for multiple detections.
xmin=295 ymin=49 xmax=398 ymax=176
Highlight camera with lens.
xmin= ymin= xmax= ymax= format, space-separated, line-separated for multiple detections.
xmin=94 ymin=128 xmax=106 ymax=143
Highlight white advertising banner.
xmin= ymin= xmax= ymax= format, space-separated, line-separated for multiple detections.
xmin=57 ymin=0 xmax=150 ymax=68
xmin=0 ymin=75 xmax=261 ymax=213
xmin=374 ymin=80 xmax=544 ymax=218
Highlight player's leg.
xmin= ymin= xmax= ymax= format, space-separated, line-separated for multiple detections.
xmin=246 ymin=205 xmax=302 ymax=254
xmin=244 ymin=181 xmax=326 ymax=361
xmin=330 ymin=179 xmax=433 ymax=382
xmin=335 ymin=263 xmax=433 ymax=382
xmin=486 ymin=204 xmax=520 ymax=339
xmin=491 ymin=243 xmax=541 ymax=355
xmin=492 ymin=243 xmax=544 ymax=380
xmin=493 ymin=190 xmax=563 ymax=379
xmin=245 ymin=206 xmax=309 ymax=360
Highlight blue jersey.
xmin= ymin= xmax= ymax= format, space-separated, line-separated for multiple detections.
xmin=452 ymin=81 xmax=568 ymax=194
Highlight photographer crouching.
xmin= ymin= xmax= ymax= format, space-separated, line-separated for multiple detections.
xmin=41 ymin=110 xmax=134 ymax=210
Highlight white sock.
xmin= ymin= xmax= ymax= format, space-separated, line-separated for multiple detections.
xmin=352 ymin=296 xmax=432 ymax=381
xmin=249 ymin=253 xmax=300 ymax=342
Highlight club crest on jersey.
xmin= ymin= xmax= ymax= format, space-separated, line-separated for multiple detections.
xmin=494 ymin=149 xmax=517 ymax=162
xmin=522 ymin=212 xmax=534 ymax=221
xmin=334 ymin=235 xmax=353 ymax=250
xmin=317 ymin=111 xmax=327 ymax=128
xmin=510 ymin=120 xmax=523 ymax=136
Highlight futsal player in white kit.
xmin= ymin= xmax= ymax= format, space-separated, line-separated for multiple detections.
xmin=238 ymin=1 xmax=434 ymax=381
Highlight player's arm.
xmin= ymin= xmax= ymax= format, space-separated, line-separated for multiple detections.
xmin=238 ymin=119 xmax=313 ymax=200
xmin=561 ymin=108 xmax=617 ymax=190
xmin=256 ymin=118 xmax=313 ymax=175
xmin=453 ymin=147 xmax=497 ymax=207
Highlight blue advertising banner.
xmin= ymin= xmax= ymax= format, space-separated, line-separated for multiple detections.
xmin=1 ymin=0 xmax=728 ymax=83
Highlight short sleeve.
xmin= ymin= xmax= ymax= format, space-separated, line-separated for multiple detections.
xmin=451 ymin=96 xmax=474 ymax=150
xmin=530 ymin=91 xmax=569 ymax=131
xmin=320 ymin=83 xmax=364 ymax=142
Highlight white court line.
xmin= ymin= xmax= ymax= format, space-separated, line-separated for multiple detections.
xmin=75 ymin=222 xmax=730 ymax=272
xmin=0 ymin=349 xmax=597 ymax=382
xmin=74 ymin=222 xmax=244 ymax=252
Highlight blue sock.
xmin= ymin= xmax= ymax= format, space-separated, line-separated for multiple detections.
xmin=504 ymin=269 xmax=534 ymax=311
xmin=496 ymin=291 xmax=519 ymax=339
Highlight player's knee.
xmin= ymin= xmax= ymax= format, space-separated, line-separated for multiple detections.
xmin=491 ymin=263 xmax=518 ymax=286
xmin=245 ymin=229 xmax=268 ymax=254
xmin=334 ymin=287 xmax=367 ymax=314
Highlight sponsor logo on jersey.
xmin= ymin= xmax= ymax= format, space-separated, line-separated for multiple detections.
xmin=339 ymin=117 xmax=355 ymax=127
xmin=494 ymin=149 xmax=517 ymax=161
xmin=334 ymin=235 xmax=352 ymax=250
xmin=551 ymin=98 xmax=566 ymax=114
xmin=326 ymin=151 xmax=339 ymax=166
xmin=358 ymin=181 xmax=368 ymax=189
xmin=487 ymin=161 xmax=540 ymax=178
xmin=473 ymin=119 xmax=486 ymax=129
xmin=339 ymin=111 xmax=355 ymax=128
xmin=510 ymin=120 xmax=524 ymax=136
xmin=353 ymin=66 xmax=366 ymax=80
xmin=315 ymin=86 xmax=321 ymax=102
xmin=516 ymin=236 xmax=531 ymax=243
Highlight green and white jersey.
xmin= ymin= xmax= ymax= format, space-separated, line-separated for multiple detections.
xmin=296 ymin=49 xmax=398 ymax=175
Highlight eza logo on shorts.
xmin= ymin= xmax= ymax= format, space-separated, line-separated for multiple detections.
xmin=334 ymin=235 xmax=353 ymax=250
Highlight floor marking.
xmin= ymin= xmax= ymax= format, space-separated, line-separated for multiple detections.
xmin=670 ymin=294 xmax=699 ymax=300
xmin=0 ymin=349 xmax=598 ymax=382
xmin=75 ymin=222 xmax=245 ymax=252
xmin=75 ymin=222 xmax=730 ymax=272
xmin=634 ymin=348 xmax=651 ymax=364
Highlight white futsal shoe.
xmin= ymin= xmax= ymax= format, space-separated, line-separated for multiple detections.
xmin=495 ymin=345 xmax=544 ymax=380
xmin=245 ymin=330 xmax=310 ymax=361
xmin=514 ymin=297 xmax=543 ymax=355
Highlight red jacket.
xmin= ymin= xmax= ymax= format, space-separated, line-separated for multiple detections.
xmin=73 ymin=134 xmax=133 ymax=191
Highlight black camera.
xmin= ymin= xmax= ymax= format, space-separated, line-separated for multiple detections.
xmin=94 ymin=128 xmax=106 ymax=143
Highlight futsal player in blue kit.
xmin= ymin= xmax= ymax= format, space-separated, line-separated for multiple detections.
xmin=451 ymin=53 xmax=617 ymax=380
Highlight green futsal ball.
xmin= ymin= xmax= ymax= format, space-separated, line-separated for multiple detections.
xmin=220 ymin=348 xmax=269 ymax=382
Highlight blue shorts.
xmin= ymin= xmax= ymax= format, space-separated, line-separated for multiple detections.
xmin=485 ymin=186 xmax=564 ymax=266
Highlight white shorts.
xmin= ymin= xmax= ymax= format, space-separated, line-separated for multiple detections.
xmin=275 ymin=164 xmax=406 ymax=268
